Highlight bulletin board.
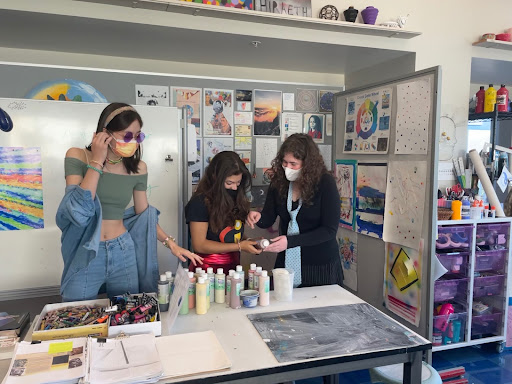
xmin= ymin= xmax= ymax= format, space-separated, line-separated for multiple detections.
xmin=333 ymin=67 xmax=441 ymax=339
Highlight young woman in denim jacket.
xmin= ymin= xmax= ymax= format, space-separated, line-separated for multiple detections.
xmin=57 ymin=103 xmax=203 ymax=301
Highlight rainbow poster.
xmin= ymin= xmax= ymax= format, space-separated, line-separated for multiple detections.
xmin=0 ymin=147 xmax=44 ymax=230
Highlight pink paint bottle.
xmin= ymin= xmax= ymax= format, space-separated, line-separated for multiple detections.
xmin=230 ymin=272 xmax=242 ymax=309
xmin=259 ymin=270 xmax=270 ymax=306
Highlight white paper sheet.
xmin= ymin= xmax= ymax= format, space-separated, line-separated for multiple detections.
xmin=234 ymin=111 xmax=253 ymax=125
xmin=135 ymin=85 xmax=169 ymax=107
xmin=318 ymin=145 xmax=332 ymax=171
xmin=283 ymin=93 xmax=295 ymax=111
xmin=235 ymin=136 xmax=252 ymax=150
xmin=166 ymin=264 xmax=190 ymax=333
xmin=281 ymin=112 xmax=303 ymax=141
xmin=187 ymin=124 xmax=197 ymax=163
xmin=395 ymin=79 xmax=431 ymax=154
xmin=325 ymin=114 xmax=332 ymax=136
xmin=255 ymin=138 xmax=278 ymax=168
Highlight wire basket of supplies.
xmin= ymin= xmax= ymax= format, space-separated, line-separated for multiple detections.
xmin=437 ymin=208 xmax=453 ymax=221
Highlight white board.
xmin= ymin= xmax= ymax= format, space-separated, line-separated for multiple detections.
xmin=0 ymin=99 xmax=182 ymax=291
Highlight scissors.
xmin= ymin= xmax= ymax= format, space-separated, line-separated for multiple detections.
xmin=446 ymin=184 xmax=464 ymax=199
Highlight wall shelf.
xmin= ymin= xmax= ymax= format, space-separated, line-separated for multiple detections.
xmin=473 ymin=39 xmax=512 ymax=50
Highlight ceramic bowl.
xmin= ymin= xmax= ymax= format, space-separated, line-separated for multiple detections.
xmin=482 ymin=33 xmax=496 ymax=40
xmin=240 ymin=290 xmax=259 ymax=308
xmin=496 ymin=33 xmax=512 ymax=42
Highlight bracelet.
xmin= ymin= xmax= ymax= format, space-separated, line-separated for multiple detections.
xmin=90 ymin=160 xmax=104 ymax=169
xmin=86 ymin=164 xmax=103 ymax=175
xmin=162 ymin=236 xmax=176 ymax=248
xmin=237 ymin=241 xmax=242 ymax=253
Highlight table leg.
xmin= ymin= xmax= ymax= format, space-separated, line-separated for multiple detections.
xmin=322 ymin=374 xmax=340 ymax=384
xmin=403 ymin=350 xmax=422 ymax=384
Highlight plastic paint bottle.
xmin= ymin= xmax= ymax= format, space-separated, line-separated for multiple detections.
xmin=215 ymin=268 xmax=226 ymax=304
xmin=165 ymin=271 xmax=174 ymax=297
xmin=178 ymin=289 xmax=189 ymax=315
xmin=484 ymin=84 xmax=497 ymax=113
xmin=194 ymin=267 xmax=203 ymax=279
xmin=475 ymin=86 xmax=485 ymax=114
xmin=248 ymin=263 xmax=257 ymax=289
xmin=188 ymin=271 xmax=197 ymax=309
xmin=200 ymin=273 xmax=210 ymax=310
xmin=254 ymin=239 xmax=270 ymax=250
xmin=236 ymin=265 xmax=245 ymax=290
xmin=451 ymin=200 xmax=462 ymax=220
xmin=158 ymin=274 xmax=170 ymax=312
xmin=491 ymin=206 xmax=496 ymax=218
xmin=484 ymin=204 xmax=490 ymax=218
xmin=461 ymin=197 xmax=470 ymax=220
xmin=196 ymin=277 xmax=207 ymax=315
xmin=230 ymin=272 xmax=242 ymax=309
xmin=497 ymin=85 xmax=509 ymax=112
xmin=226 ymin=270 xmax=235 ymax=306
xmin=254 ymin=266 xmax=263 ymax=290
xmin=259 ymin=270 xmax=270 ymax=306
xmin=207 ymin=267 xmax=215 ymax=303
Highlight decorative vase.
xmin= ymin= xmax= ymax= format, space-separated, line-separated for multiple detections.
xmin=319 ymin=5 xmax=339 ymax=21
xmin=343 ymin=6 xmax=358 ymax=22
xmin=361 ymin=6 xmax=379 ymax=25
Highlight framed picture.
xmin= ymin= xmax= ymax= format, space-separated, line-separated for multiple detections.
xmin=303 ymin=113 xmax=324 ymax=143
xmin=203 ymin=88 xmax=234 ymax=137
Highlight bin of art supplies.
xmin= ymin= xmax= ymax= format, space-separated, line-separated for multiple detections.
xmin=32 ymin=299 xmax=109 ymax=341
xmin=436 ymin=225 xmax=472 ymax=251
xmin=473 ymin=274 xmax=505 ymax=298
xmin=434 ymin=277 xmax=468 ymax=302
xmin=272 ymin=268 xmax=294 ymax=302
xmin=474 ymin=250 xmax=507 ymax=272
xmin=436 ymin=252 xmax=469 ymax=276
xmin=476 ymin=223 xmax=510 ymax=249
xmin=108 ymin=292 xmax=161 ymax=337
xmin=471 ymin=309 xmax=502 ymax=338
xmin=432 ymin=311 xmax=467 ymax=346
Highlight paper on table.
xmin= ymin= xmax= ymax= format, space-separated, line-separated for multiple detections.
xmin=156 ymin=331 xmax=231 ymax=380
xmin=166 ymin=264 xmax=190 ymax=333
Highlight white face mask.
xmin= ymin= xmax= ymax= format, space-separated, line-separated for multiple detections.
xmin=283 ymin=166 xmax=301 ymax=182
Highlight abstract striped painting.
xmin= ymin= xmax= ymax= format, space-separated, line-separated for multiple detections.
xmin=0 ymin=147 xmax=44 ymax=230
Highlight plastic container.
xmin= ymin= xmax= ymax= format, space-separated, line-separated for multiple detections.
xmin=474 ymin=250 xmax=507 ymax=272
xmin=471 ymin=310 xmax=502 ymax=338
xmin=461 ymin=198 xmax=470 ymax=220
xmin=158 ymin=274 xmax=170 ymax=312
xmin=476 ymin=222 xmax=510 ymax=249
xmin=451 ymin=200 xmax=462 ymax=220
xmin=484 ymin=84 xmax=497 ymax=113
xmin=272 ymin=268 xmax=294 ymax=301
xmin=214 ymin=268 xmax=225 ymax=304
xmin=434 ymin=277 xmax=468 ymax=302
xmin=248 ymin=263 xmax=257 ymax=289
xmin=196 ymin=277 xmax=207 ymax=315
xmin=188 ymin=271 xmax=196 ymax=309
xmin=230 ymin=272 xmax=241 ymax=309
xmin=206 ymin=267 xmax=215 ymax=303
xmin=476 ymin=86 xmax=485 ymax=114
xmin=436 ymin=253 xmax=469 ymax=276
xmin=254 ymin=266 xmax=263 ymax=290
xmin=432 ymin=312 xmax=467 ymax=345
xmin=497 ymin=85 xmax=509 ymax=112
xmin=240 ymin=290 xmax=259 ymax=308
xmin=226 ymin=269 xmax=235 ymax=306
xmin=473 ymin=274 xmax=505 ymax=297
xmin=436 ymin=225 xmax=472 ymax=251
xmin=236 ymin=265 xmax=245 ymax=290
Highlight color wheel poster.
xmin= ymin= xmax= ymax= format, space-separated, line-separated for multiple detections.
xmin=343 ymin=88 xmax=392 ymax=154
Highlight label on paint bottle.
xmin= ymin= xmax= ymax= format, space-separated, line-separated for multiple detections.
xmin=264 ymin=279 xmax=270 ymax=293
xmin=226 ymin=279 xmax=231 ymax=293
xmin=235 ymin=282 xmax=241 ymax=296
xmin=188 ymin=283 xmax=196 ymax=296
xmin=216 ymin=277 xmax=225 ymax=290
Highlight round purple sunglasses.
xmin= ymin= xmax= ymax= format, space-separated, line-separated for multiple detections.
xmin=110 ymin=130 xmax=145 ymax=143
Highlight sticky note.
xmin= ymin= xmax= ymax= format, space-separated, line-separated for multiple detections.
xmin=48 ymin=341 xmax=73 ymax=354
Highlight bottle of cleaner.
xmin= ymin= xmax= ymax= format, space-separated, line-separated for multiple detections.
xmin=475 ymin=86 xmax=485 ymax=114
xmin=206 ymin=267 xmax=215 ymax=303
xmin=248 ymin=263 xmax=257 ymax=289
xmin=497 ymin=85 xmax=509 ymax=112
xmin=188 ymin=271 xmax=196 ymax=309
xmin=196 ymin=277 xmax=207 ymax=315
xmin=236 ymin=265 xmax=245 ymax=290
xmin=158 ymin=274 xmax=170 ymax=312
xmin=214 ymin=268 xmax=226 ymax=304
xmin=484 ymin=84 xmax=497 ymax=113
xmin=259 ymin=270 xmax=270 ymax=306
xmin=230 ymin=272 xmax=242 ymax=309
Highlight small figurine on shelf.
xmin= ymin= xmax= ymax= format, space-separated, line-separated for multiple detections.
xmin=361 ymin=6 xmax=379 ymax=25
xmin=319 ymin=5 xmax=339 ymax=20
xmin=343 ymin=6 xmax=358 ymax=22
xmin=380 ymin=14 xmax=409 ymax=29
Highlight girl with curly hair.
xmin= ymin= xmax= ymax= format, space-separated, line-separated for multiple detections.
xmin=247 ymin=134 xmax=343 ymax=287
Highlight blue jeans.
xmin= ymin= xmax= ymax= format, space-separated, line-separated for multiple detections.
xmin=62 ymin=231 xmax=139 ymax=301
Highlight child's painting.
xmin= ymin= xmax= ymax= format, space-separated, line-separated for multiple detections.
xmin=181 ymin=0 xmax=253 ymax=10
xmin=0 ymin=147 xmax=44 ymax=230
xmin=335 ymin=160 xmax=356 ymax=230
xmin=355 ymin=163 xmax=387 ymax=239
xmin=254 ymin=90 xmax=281 ymax=136
xmin=337 ymin=227 xmax=357 ymax=291
xmin=171 ymin=87 xmax=201 ymax=136
xmin=204 ymin=89 xmax=233 ymax=137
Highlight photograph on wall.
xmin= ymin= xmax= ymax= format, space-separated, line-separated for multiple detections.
xmin=337 ymin=227 xmax=358 ymax=291
xmin=236 ymin=150 xmax=251 ymax=170
xmin=135 ymin=85 xmax=169 ymax=107
xmin=343 ymin=87 xmax=393 ymax=154
xmin=203 ymin=138 xmax=234 ymax=170
xmin=171 ymin=87 xmax=201 ymax=136
xmin=384 ymin=240 xmax=423 ymax=327
xmin=235 ymin=124 xmax=252 ymax=136
xmin=235 ymin=136 xmax=252 ymax=150
xmin=236 ymin=90 xmax=252 ymax=112
xmin=254 ymin=90 xmax=281 ymax=136
xmin=356 ymin=163 xmax=387 ymax=239
xmin=204 ymin=88 xmax=233 ymax=137
xmin=189 ymin=139 xmax=202 ymax=184
xmin=0 ymin=147 xmax=44 ymax=230
xmin=383 ymin=161 xmax=427 ymax=250
xmin=281 ymin=112 xmax=303 ymax=141
xmin=319 ymin=90 xmax=336 ymax=113
xmin=255 ymin=0 xmax=312 ymax=17
xmin=335 ymin=160 xmax=356 ymax=230
xmin=180 ymin=0 xmax=253 ymax=9
xmin=303 ymin=113 xmax=324 ymax=143
xmin=296 ymin=89 xmax=318 ymax=112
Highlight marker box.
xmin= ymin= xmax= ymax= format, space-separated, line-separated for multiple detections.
xmin=108 ymin=293 xmax=161 ymax=337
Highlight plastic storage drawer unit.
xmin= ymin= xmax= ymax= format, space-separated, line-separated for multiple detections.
xmin=436 ymin=253 xmax=469 ymax=276
xmin=436 ymin=225 xmax=473 ymax=251
xmin=474 ymin=250 xmax=506 ymax=272
xmin=473 ymin=274 xmax=505 ymax=298
xmin=434 ymin=278 xmax=468 ymax=302
xmin=432 ymin=312 xmax=467 ymax=346
xmin=471 ymin=310 xmax=502 ymax=338
xmin=476 ymin=222 xmax=510 ymax=249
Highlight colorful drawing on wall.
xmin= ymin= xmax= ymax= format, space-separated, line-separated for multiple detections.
xmin=136 ymin=85 xmax=169 ymax=106
xmin=343 ymin=87 xmax=392 ymax=154
xmin=383 ymin=161 xmax=427 ymax=250
xmin=296 ymin=89 xmax=318 ymax=112
xmin=189 ymin=139 xmax=202 ymax=184
xmin=319 ymin=90 xmax=336 ymax=112
xmin=181 ymin=0 xmax=253 ymax=9
xmin=0 ymin=147 xmax=44 ymax=230
xmin=236 ymin=150 xmax=251 ymax=170
xmin=335 ymin=160 xmax=356 ymax=230
xmin=203 ymin=138 xmax=234 ymax=170
xmin=235 ymin=136 xmax=252 ymax=150
xmin=254 ymin=90 xmax=281 ymax=136
xmin=204 ymin=89 xmax=233 ymax=137
xmin=337 ymin=227 xmax=357 ymax=291
xmin=255 ymin=0 xmax=311 ymax=17
xmin=356 ymin=163 xmax=387 ymax=239
xmin=235 ymin=125 xmax=252 ymax=136
xmin=25 ymin=79 xmax=107 ymax=103
xmin=172 ymin=87 xmax=202 ymax=136
xmin=303 ymin=113 xmax=324 ymax=143
xmin=384 ymin=240 xmax=423 ymax=327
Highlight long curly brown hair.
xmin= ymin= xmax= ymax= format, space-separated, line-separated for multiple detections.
xmin=193 ymin=151 xmax=252 ymax=234
xmin=269 ymin=133 xmax=328 ymax=205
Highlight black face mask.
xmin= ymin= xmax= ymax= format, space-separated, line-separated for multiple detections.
xmin=226 ymin=189 xmax=238 ymax=199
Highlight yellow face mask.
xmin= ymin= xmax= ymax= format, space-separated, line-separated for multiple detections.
xmin=110 ymin=138 xmax=138 ymax=158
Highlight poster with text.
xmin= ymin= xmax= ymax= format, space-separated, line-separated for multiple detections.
xmin=203 ymin=88 xmax=233 ymax=137
xmin=281 ymin=112 xmax=303 ymax=141
xmin=254 ymin=90 xmax=281 ymax=136
xmin=384 ymin=240 xmax=423 ymax=327
xmin=171 ymin=87 xmax=201 ymax=136
xmin=335 ymin=160 xmax=356 ymax=230
xmin=203 ymin=138 xmax=234 ymax=170
xmin=135 ymin=85 xmax=169 ymax=107
xmin=337 ymin=227 xmax=358 ymax=291
xmin=343 ymin=87 xmax=393 ymax=154
xmin=356 ymin=163 xmax=387 ymax=239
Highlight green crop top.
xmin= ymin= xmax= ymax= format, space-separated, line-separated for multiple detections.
xmin=64 ymin=157 xmax=148 ymax=220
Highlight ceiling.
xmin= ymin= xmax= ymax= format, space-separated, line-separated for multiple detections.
xmin=0 ymin=9 xmax=413 ymax=75
xmin=471 ymin=57 xmax=512 ymax=87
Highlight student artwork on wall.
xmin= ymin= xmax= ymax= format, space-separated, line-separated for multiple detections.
xmin=335 ymin=160 xmax=356 ymax=230
xmin=236 ymin=150 xmax=251 ymax=170
xmin=254 ymin=90 xmax=281 ymax=136
xmin=189 ymin=139 xmax=202 ymax=184
xmin=281 ymin=112 xmax=303 ymax=141
xmin=282 ymin=93 xmax=295 ymax=111
xmin=0 ymin=147 xmax=44 ymax=230
xmin=356 ymin=163 xmax=387 ymax=239
xmin=250 ymin=185 xmax=269 ymax=208
xmin=234 ymin=112 xmax=252 ymax=125
xmin=384 ymin=240 xmax=423 ymax=327
xmin=325 ymin=114 xmax=333 ymax=136
xmin=337 ymin=227 xmax=358 ymax=292
xmin=235 ymin=125 xmax=251 ymax=136
xmin=255 ymin=0 xmax=312 ymax=17
xmin=25 ymin=79 xmax=107 ymax=103
xmin=318 ymin=145 xmax=332 ymax=171
xmin=296 ymin=89 xmax=318 ymax=112
xmin=395 ymin=78 xmax=431 ymax=155
xmin=171 ymin=87 xmax=201 ymax=136
xmin=383 ymin=161 xmax=427 ymax=250
xmin=319 ymin=90 xmax=336 ymax=112
xmin=203 ymin=138 xmax=234 ymax=170
xmin=236 ymin=90 xmax=252 ymax=111
xmin=235 ymin=136 xmax=252 ymax=150
xmin=343 ymin=87 xmax=393 ymax=154
xmin=303 ymin=113 xmax=324 ymax=143
xmin=203 ymin=89 xmax=233 ymax=137
xmin=136 ymin=85 xmax=169 ymax=107
xmin=255 ymin=138 xmax=278 ymax=168
xmin=181 ymin=0 xmax=253 ymax=10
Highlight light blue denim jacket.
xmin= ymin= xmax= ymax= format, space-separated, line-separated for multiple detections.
xmin=56 ymin=185 xmax=160 ymax=296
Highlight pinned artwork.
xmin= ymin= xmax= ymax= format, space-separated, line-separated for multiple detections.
xmin=234 ymin=112 xmax=253 ymax=125
xmin=25 ymin=79 xmax=107 ymax=103
xmin=325 ymin=114 xmax=333 ymax=136
xmin=356 ymin=163 xmax=387 ymax=239
xmin=337 ymin=227 xmax=358 ymax=291
xmin=136 ymin=85 xmax=170 ymax=107
xmin=172 ymin=87 xmax=201 ymax=136
xmin=343 ymin=88 xmax=393 ymax=154
xmin=235 ymin=125 xmax=252 ymax=136
xmin=254 ymin=90 xmax=281 ymax=136
xmin=304 ymin=113 xmax=324 ymax=143
xmin=203 ymin=138 xmax=234 ymax=170
xmin=189 ymin=139 xmax=202 ymax=184
xmin=319 ymin=90 xmax=336 ymax=112
xmin=236 ymin=150 xmax=251 ymax=170
xmin=255 ymin=138 xmax=278 ymax=168
xmin=281 ymin=112 xmax=303 ymax=141
xmin=235 ymin=136 xmax=252 ymax=150
xmin=383 ymin=161 xmax=427 ymax=250
xmin=395 ymin=78 xmax=431 ymax=154
xmin=203 ymin=89 xmax=234 ymax=137
xmin=335 ymin=160 xmax=356 ymax=230
xmin=0 ymin=147 xmax=44 ymax=230
xmin=384 ymin=240 xmax=423 ymax=326
xmin=181 ymin=0 xmax=253 ymax=10
xmin=250 ymin=185 xmax=269 ymax=208
xmin=296 ymin=89 xmax=319 ymax=112
xmin=318 ymin=145 xmax=332 ymax=171
xmin=255 ymin=0 xmax=312 ymax=17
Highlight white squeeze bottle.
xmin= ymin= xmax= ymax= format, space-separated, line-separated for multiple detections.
xmin=196 ymin=277 xmax=207 ymax=315
xmin=214 ymin=268 xmax=225 ymax=304
xmin=200 ymin=273 xmax=210 ymax=310
xmin=248 ymin=263 xmax=257 ymax=289
xmin=259 ymin=270 xmax=270 ymax=306
xmin=226 ymin=270 xmax=235 ymax=306
xmin=254 ymin=266 xmax=263 ymax=290
xmin=230 ymin=272 xmax=242 ymax=309
xmin=236 ymin=265 xmax=245 ymax=290
xmin=188 ymin=271 xmax=196 ymax=309
xmin=194 ymin=267 xmax=203 ymax=279
xmin=207 ymin=267 xmax=215 ymax=303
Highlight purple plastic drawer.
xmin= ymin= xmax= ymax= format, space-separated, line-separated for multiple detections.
xmin=473 ymin=274 xmax=505 ymax=298
xmin=476 ymin=222 xmax=510 ymax=249
xmin=474 ymin=250 xmax=507 ymax=272
xmin=471 ymin=310 xmax=502 ymax=338
xmin=432 ymin=312 xmax=467 ymax=345
xmin=436 ymin=253 xmax=469 ymax=276
xmin=437 ymin=225 xmax=473 ymax=251
xmin=434 ymin=278 xmax=468 ymax=302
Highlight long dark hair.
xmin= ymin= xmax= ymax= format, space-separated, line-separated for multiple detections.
xmin=270 ymin=133 xmax=327 ymax=205
xmin=87 ymin=102 xmax=143 ymax=174
xmin=193 ymin=151 xmax=252 ymax=234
